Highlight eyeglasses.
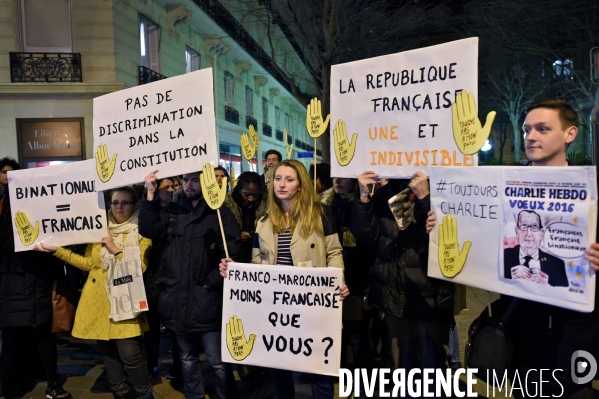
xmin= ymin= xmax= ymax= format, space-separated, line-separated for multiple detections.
xmin=242 ymin=191 xmax=262 ymax=199
xmin=517 ymin=224 xmax=541 ymax=232
xmin=111 ymin=201 xmax=135 ymax=207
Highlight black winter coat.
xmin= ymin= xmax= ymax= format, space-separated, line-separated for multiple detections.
xmin=350 ymin=180 xmax=454 ymax=320
xmin=139 ymin=194 xmax=241 ymax=333
xmin=0 ymin=189 xmax=62 ymax=328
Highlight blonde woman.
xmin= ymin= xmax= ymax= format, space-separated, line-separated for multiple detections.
xmin=220 ymin=160 xmax=348 ymax=399
xmin=36 ymin=186 xmax=153 ymax=399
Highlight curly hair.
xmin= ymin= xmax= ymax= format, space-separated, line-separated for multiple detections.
xmin=0 ymin=157 xmax=21 ymax=171
xmin=233 ymin=171 xmax=264 ymax=194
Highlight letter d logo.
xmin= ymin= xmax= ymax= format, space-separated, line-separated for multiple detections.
xmin=571 ymin=350 xmax=597 ymax=384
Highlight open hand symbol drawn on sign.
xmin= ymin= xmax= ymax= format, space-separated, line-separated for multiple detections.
xmin=226 ymin=315 xmax=256 ymax=361
xmin=95 ymin=143 xmax=118 ymax=183
xmin=283 ymin=128 xmax=294 ymax=159
xmin=451 ymin=90 xmax=496 ymax=155
xmin=240 ymin=133 xmax=256 ymax=161
xmin=200 ymin=163 xmax=228 ymax=210
xmin=14 ymin=210 xmax=40 ymax=246
xmin=333 ymin=119 xmax=358 ymax=166
xmin=438 ymin=214 xmax=471 ymax=278
xmin=249 ymin=124 xmax=259 ymax=149
xmin=306 ymin=97 xmax=330 ymax=138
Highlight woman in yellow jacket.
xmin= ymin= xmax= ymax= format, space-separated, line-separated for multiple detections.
xmin=36 ymin=186 xmax=153 ymax=399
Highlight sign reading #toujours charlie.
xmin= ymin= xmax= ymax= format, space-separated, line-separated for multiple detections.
xmin=93 ymin=68 xmax=218 ymax=190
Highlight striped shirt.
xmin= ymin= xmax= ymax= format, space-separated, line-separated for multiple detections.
xmin=276 ymin=228 xmax=293 ymax=266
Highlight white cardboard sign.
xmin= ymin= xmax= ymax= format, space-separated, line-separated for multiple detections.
xmin=222 ymin=262 xmax=343 ymax=376
xmin=330 ymin=37 xmax=479 ymax=178
xmin=428 ymin=166 xmax=598 ymax=311
xmin=8 ymin=160 xmax=107 ymax=252
xmin=93 ymin=68 xmax=218 ymax=190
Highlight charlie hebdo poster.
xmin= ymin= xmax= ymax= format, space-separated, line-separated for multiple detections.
xmin=428 ymin=166 xmax=597 ymax=312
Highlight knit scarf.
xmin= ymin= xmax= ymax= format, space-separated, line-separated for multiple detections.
xmin=99 ymin=208 xmax=141 ymax=270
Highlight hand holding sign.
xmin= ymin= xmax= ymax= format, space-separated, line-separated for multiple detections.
xmin=226 ymin=315 xmax=256 ymax=361
xmin=240 ymin=133 xmax=256 ymax=161
xmin=438 ymin=214 xmax=471 ymax=277
xmin=95 ymin=143 xmax=118 ymax=182
xmin=333 ymin=120 xmax=357 ymax=166
xmin=283 ymin=128 xmax=293 ymax=159
xmin=306 ymin=97 xmax=330 ymax=138
xmin=14 ymin=210 xmax=39 ymax=246
xmin=451 ymin=90 xmax=496 ymax=155
xmin=201 ymin=163 xmax=228 ymax=210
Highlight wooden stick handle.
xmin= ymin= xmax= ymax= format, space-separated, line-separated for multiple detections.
xmin=314 ymin=138 xmax=317 ymax=191
xmin=217 ymin=208 xmax=229 ymax=258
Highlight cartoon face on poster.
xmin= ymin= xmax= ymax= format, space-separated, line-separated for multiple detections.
xmin=500 ymin=168 xmax=592 ymax=302
xmin=330 ymin=37 xmax=497 ymax=178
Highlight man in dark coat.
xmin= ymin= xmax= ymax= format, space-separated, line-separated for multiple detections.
xmin=139 ymin=169 xmax=241 ymax=399
xmin=0 ymin=157 xmax=71 ymax=399
xmin=504 ymin=210 xmax=568 ymax=287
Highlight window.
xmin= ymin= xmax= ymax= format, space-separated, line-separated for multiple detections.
xmin=262 ymin=97 xmax=269 ymax=123
xmin=140 ymin=16 xmax=160 ymax=72
xmin=246 ymin=86 xmax=253 ymax=117
xmin=224 ymin=72 xmax=235 ymax=107
xmin=186 ymin=47 xmax=200 ymax=73
xmin=553 ymin=59 xmax=574 ymax=81
xmin=19 ymin=0 xmax=72 ymax=52
xmin=285 ymin=113 xmax=290 ymax=134
xmin=275 ymin=106 xmax=280 ymax=130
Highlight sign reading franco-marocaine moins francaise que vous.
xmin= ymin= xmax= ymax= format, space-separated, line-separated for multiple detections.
xmin=330 ymin=37 xmax=479 ymax=178
xmin=428 ymin=166 xmax=597 ymax=312
xmin=222 ymin=263 xmax=343 ymax=376
xmin=93 ymin=68 xmax=218 ymax=191
xmin=8 ymin=160 xmax=107 ymax=252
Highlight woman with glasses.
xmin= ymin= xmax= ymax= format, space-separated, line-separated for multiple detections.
xmin=35 ymin=186 xmax=154 ymax=399
xmin=220 ymin=160 xmax=349 ymax=399
xmin=224 ymin=171 xmax=267 ymax=263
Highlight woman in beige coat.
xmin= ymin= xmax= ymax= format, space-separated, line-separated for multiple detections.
xmin=36 ymin=186 xmax=153 ymax=399
xmin=220 ymin=160 xmax=348 ymax=399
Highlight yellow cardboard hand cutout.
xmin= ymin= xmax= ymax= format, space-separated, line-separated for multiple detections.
xmin=14 ymin=210 xmax=39 ymax=246
xmin=283 ymin=128 xmax=293 ymax=159
xmin=306 ymin=97 xmax=330 ymax=138
xmin=95 ymin=143 xmax=117 ymax=183
xmin=226 ymin=315 xmax=256 ymax=361
xmin=438 ymin=214 xmax=471 ymax=277
xmin=333 ymin=119 xmax=357 ymax=166
xmin=451 ymin=90 xmax=496 ymax=155
xmin=200 ymin=163 xmax=228 ymax=210
xmin=249 ymin=124 xmax=259 ymax=149
xmin=240 ymin=133 xmax=256 ymax=161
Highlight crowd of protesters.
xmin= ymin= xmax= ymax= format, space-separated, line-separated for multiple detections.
xmin=1 ymin=99 xmax=599 ymax=399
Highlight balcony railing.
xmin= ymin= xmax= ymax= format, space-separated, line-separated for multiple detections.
xmin=263 ymin=124 xmax=272 ymax=137
xmin=10 ymin=52 xmax=82 ymax=83
xmin=225 ymin=106 xmax=240 ymax=124
xmin=246 ymin=116 xmax=258 ymax=130
xmin=276 ymin=129 xmax=284 ymax=141
xmin=192 ymin=0 xmax=292 ymax=93
xmin=139 ymin=66 xmax=167 ymax=85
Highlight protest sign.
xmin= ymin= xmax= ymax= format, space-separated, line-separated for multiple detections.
xmin=330 ymin=37 xmax=481 ymax=178
xmin=93 ymin=68 xmax=218 ymax=190
xmin=428 ymin=166 xmax=598 ymax=311
xmin=8 ymin=160 xmax=107 ymax=252
xmin=222 ymin=262 xmax=343 ymax=376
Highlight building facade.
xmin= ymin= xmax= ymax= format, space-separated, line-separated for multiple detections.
xmin=0 ymin=0 xmax=319 ymax=174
